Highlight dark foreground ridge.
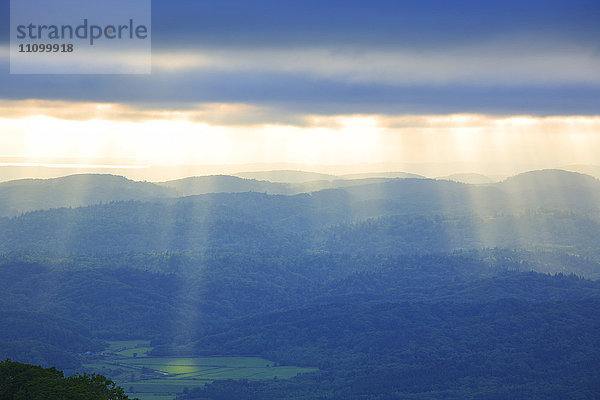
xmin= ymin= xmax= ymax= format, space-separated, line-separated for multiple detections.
xmin=0 ymin=359 xmax=135 ymax=400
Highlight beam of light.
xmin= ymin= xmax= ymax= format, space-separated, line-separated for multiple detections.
xmin=1 ymin=101 xmax=600 ymax=178
xmin=0 ymin=100 xmax=304 ymax=127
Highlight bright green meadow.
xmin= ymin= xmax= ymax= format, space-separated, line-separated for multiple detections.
xmin=82 ymin=340 xmax=317 ymax=400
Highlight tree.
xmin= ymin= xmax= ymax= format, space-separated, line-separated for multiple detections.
xmin=0 ymin=359 xmax=136 ymax=400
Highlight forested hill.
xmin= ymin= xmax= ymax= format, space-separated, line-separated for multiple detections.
xmin=1 ymin=169 xmax=599 ymax=218
xmin=2 ymin=253 xmax=600 ymax=375
xmin=1 ymin=169 xmax=600 ymax=398
xmin=174 ymin=297 xmax=600 ymax=400
xmin=0 ymin=171 xmax=424 ymax=216
xmin=0 ymin=170 xmax=599 ymax=264
xmin=0 ymin=174 xmax=176 ymax=217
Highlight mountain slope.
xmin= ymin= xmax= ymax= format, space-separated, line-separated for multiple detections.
xmin=158 ymin=175 xmax=291 ymax=196
xmin=339 ymin=171 xmax=425 ymax=180
xmin=497 ymin=169 xmax=600 ymax=211
xmin=2 ymin=170 xmax=600 ymax=256
xmin=0 ymin=174 xmax=176 ymax=217
xmin=437 ymin=172 xmax=495 ymax=184
xmin=233 ymin=170 xmax=337 ymax=183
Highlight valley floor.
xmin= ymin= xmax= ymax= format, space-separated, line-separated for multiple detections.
xmin=82 ymin=340 xmax=317 ymax=400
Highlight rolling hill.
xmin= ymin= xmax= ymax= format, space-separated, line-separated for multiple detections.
xmin=233 ymin=170 xmax=338 ymax=183
xmin=1 ymin=170 xmax=599 ymax=262
xmin=157 ymin=175 xmax=290 ymax=196
xmin=339 ymin=171 xmax=425 ymax=180
xmin=2 ymin=168 xmax=600 ymax=399
xmin=437 ymin=172 xmax=495 ymax=184
xmin=0 ymin=174 xmax=177 ymax=217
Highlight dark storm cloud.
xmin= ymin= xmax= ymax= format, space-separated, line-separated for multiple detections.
xmin=2 ymin=0 xmax=600 ymax=47
xmin=148 ymin=0 xmax=600 ymax=48
xmin=1 ymin=62 xmax=598 ymax=116
xmin=1 ymin=0 xmax=599 ymax=116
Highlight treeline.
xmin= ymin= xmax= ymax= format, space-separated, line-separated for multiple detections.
xmin=2 ymin=200 xmax=600 ymax=274
xmin=0 ymin=359 xmax=135 ymax=400
xmin=0 ymin=311 xmax=103 ymax=371
xmin=3 ymin=253 xmax=600 ymax=356
xmin=173 ymin=297 xmax=600 ymax=399
xmin=178 ymin=372 xmax=599 ymax=400
xmin=1 ymin=170 xmax=600 ymax=259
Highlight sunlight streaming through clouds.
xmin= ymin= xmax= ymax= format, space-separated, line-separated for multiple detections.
xmin=1 ymin=102 xmax=599 ymax=176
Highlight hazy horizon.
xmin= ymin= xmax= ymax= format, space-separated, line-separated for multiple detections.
xmin=0 ymin=159 xmax=599 ymax=183
xmin=2 ymin=1 xmax=599 ymax=179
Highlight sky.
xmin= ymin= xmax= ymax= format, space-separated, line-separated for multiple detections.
xmin=1 ymin=0 xmax=599 ymax=179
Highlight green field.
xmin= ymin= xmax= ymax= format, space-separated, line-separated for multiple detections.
xmin=82 ymin=340 xmax=317 ymax=400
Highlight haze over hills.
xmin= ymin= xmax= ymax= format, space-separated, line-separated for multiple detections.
xmin=0 ymin=173 xmax=411 ymax=216
xmin=1 ymin=168 xmax=599 ymax=218
xmin=0 ymin=174 xmax=177 ymax=217
xmin=497 ymin=169 xmax=600 ymax=211
xmin=1 ymin=172 xmax=387 ymax=216
xmin=339 ymin=171 xmax=425 ymax=180
xmin=502 ymin=168 xmax=600 ymax=187
xmin=157 ymin=175 xmax=291 ymax=196
xmin=1 ymin=168 xmax=600 ymax=399
xmin=233 ymin=170 xmax=338 ymax=183
xmin=2 ymin=159 xmax=595 ymax=183
xmin=157 ymin=175 xmax=403 ymax=197
xmin=437 ymin=172 xmax=496 ymax=184
xmin=0 ymin=173 xmax=399 ymax=216
xmin=288 ymin=177 xmax=396 ymax=193
xmin=1 ymin=169 xmax=600 ymax=269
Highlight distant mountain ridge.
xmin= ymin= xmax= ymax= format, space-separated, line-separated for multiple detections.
xmin=1 ymin=168 xmax=599 ymax=218
xmin=157 ymin=175 xmax=400 ymax=196
xmin=0 ymin=171 xmax=428 ymax=216
xmin=339 ymin=172 xmax=425 ymax=180
xmin=157 ymin=175 xmax=290 ymax=196
xmin=1 ymin=169 xmax=600 ymax=262
xmin=0 ymin=174 xmax=177 ymax=217
xmin=437 ymin=173 xmax=495 ymax=184
xmin=233 ymin=170 xmax=338 ymax=183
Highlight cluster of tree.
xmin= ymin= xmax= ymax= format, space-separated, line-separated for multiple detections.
xmin=0 ymin=341 xmax=81 ymax=374
xmin=1 ymin=170 xmax=600 ymax=258
xmin=1 ymin=258 xmax=600 ymax=398
xmin=2 ymin=203 xmax=600 ymax=282
xmin=1 ymin=170 xmax=600 ymax=398
xmin=319 ymin=211 xmax=600 ymax=259
xmin=0 ymin=195 xmax=303 ymax=255
xmin=177 ymin=372 xmax=599 ymax=400
xmin=0 ymin=359 xmax=135 ymax=400
xmin=175 ymin=297 xmax=600 ymax=399
xmin=3 ymin=252 xmax=600 ymax=361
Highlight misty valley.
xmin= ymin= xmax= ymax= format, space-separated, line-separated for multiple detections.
xmin=2 ymin=169 xmax=600 ymax=399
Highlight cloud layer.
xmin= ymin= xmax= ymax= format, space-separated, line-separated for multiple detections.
xmin=1 ymin=0 xmax=599 ymax=116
